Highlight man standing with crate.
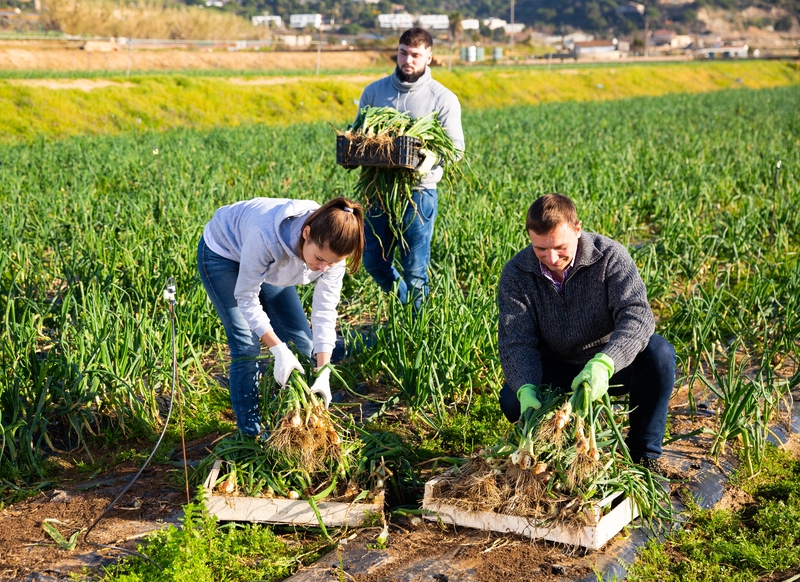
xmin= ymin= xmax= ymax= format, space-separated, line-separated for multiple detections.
xmin=356 ymin=27 xmax=464 ymax=311
xmin=497 ymin=193 xmax=676 ymax=471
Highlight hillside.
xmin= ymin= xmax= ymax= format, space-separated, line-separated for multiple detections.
xmin=2 ymin=0 xmax=799 ymax=39
xmin=202 ymin=0 xmax=799 ymax=37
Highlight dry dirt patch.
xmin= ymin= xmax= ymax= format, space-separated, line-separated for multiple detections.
xmin=6 ymin=78 xmax=135 ymax=91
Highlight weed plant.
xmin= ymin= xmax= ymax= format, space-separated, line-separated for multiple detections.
xmin=100 ymin=490 xmax=328 ymax=581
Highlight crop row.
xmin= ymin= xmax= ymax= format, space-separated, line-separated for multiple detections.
xmin=0 ymin=85 xmax=798 ymax=490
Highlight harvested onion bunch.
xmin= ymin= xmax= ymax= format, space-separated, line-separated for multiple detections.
xmin=431 ymin=383 xmax=673 ymax=528
xmin=198 ymin=368 xmax=374 ymax=538
xmin=338 ymin=105 xmax=462 ymax=249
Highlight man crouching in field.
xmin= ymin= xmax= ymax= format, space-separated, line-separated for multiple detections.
xmin=497 ymin=193 xmax=676 ymax=469
xmin=356 ymin=27 xmax=464 ymax=311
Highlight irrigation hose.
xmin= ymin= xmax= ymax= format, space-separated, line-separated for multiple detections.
xmin=82 ymin=278 xmax=185 ymax=569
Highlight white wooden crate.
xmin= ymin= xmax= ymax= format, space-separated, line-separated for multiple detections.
xmin=422 ymin=473 xmax=638 ymax=551
xmin=203 ymin=459 xmax=384 ymax=527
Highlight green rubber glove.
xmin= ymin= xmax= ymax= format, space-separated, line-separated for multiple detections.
xmin=517 ymin=384 xmax=542 ymax=415
xmin=571 ymin=353 xmax=615 ymax=402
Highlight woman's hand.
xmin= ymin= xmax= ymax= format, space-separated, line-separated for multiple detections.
xmin=268 ymin=342 xmax=303 ymax=386
xmin=310 ymin=367 xmax=332 ymax=408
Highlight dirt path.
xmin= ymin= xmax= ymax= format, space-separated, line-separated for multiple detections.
xmin=0 ymin=45 xmax=394 ymax=72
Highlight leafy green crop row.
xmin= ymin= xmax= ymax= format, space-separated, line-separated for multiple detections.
xmin=0 ymin=85 xmax=798 ymax=499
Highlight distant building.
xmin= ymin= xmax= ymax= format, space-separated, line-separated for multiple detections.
xmin=651 ymin=29 xmax=676 ymax=45
xmin=377 ymin=13 xmax=414 ymax=29
xmin=563 ymin=32 xmax=594 ymax=47
xmin=279 ymin=34 xmax=313 ymax=47
xmin=504 ymin=23 xmax=525 ymax=34
xmin=461 ymin=18 xmax=480 ymax=31
xmin=542 ymin=34 xmax=564 ymax=46
xmin=671 ymin=35 xmax=692 ymax=49
xmin=289 ymin=14 xmax=322 ymax=29
xmin=573 ymin=39 xmax=618 ymax=57
xmin=695 ymin=44 xmax=748 ymax=59
xmin=417 ymin=14 xmax=449 ymax=30
xmin=252 ymin=14 xmax=282 ymax=28
xmin=483 ymin=18 xmax=507 ymax=30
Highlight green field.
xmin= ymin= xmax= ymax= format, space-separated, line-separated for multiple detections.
xmin=1 ymin=60 xmax=798 ymax=141
xmin=1 ymin=81 xmax=799 ymax=579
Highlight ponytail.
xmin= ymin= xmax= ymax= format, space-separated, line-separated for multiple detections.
xmin=301 ymin=197 xmax=364 ymax=274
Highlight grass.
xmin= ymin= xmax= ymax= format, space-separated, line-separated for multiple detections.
xmin=627 ymin=444 xmax=800 ymax=582
xmin=0 ymin=61 xmax=797 ymax=142
xmin=100 ymin=491 xmax=330 ymax=582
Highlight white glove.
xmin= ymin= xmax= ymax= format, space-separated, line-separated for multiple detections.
xmin=269 ymin=342 xmax=303 ymax=386
xmin=416 ymin=148 xmax=438 ymax=175
xmin=310 ymin=367 xmax=332 ymax=408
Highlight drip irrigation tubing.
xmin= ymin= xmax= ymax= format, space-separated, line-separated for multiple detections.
xmin=82 ymin=278 xmax=187 ymax=569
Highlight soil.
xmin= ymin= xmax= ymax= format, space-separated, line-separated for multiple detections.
xmin=0 ymin=43 xmax=397 ymax=73
xmin=0 ymin=435 xmax=217 ymax=581
xmin=2 ymin=383 xmax=798 ymax=582
xmin=290 ymin=525 xmax=601 ymax=582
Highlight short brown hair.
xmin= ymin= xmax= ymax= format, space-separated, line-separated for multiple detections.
xmin=399 ymin=27 xmax=433 ymax=49
xmin=526 ymin=194 xmax=580 ymax=234
xmin=301 ymin=197 xmax=364 ymax=274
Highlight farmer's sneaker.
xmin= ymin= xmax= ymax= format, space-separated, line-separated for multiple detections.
xmin=633 ymin=455 xmax=665 ymax=477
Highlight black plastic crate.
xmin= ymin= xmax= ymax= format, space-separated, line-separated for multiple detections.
xmin=336 ymin=134 xmax=421 ymax=170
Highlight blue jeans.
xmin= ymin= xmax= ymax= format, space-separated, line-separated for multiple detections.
xmin=197 ymin=237 xmax=313 ymax=436
xmin=499 ymin=334 xmax=676 ymax=460
xmin=362 ymin=188 xmax=437 ymax=312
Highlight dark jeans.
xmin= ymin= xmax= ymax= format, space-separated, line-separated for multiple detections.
xmin=362 ymin=188 xmax=437 ymax=312
xmin=499 ymin=334 xmax=676 ymax=460
xmin=197 ymin=237 xmax=314 ymax=436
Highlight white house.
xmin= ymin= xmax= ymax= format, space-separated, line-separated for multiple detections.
xmin=252 ymin=14 xmax=282 ymax=28
xmin=289 ymin=13 xmax=322 ymax=29
xmin=563 ymin=32 xmax=594 ymax=47
xmin=279 ymin=35 xmax=312 ymax=47
xmin=461 ymin=18 xmax=479 ymax=31
xmin=504 ymin=23 xmax=525 ymax=34
xmin=695 ymin=44 xmax=748 ymax=59
xmin=573 ymin=39 xmax=618 ymax=57
xmin=671 ymin=34 xmax=692 ymax=49
xmin=377 ymin=13 xmax=414 ymax=29
xmin=483 ymin=18 xmax=506 ymax=30
xmin=417 ymin=14 xmax=449 ymax=30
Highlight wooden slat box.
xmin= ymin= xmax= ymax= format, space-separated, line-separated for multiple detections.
xmin=203 ymin=459 xmax=384 ymax=527
xmin=422 ymin=473 xmax=638 ymax=551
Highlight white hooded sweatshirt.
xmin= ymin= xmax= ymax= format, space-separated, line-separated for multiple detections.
xmin=202 ymin=197 xmax=345 ymax=355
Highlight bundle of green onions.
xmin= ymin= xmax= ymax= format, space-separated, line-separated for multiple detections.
xmin=339 ymin=105 xmax=462 ymax=247
xmin=198 ymin=369 xmax=383 ymax=537
xmin=430 ymin=384 xmax=673 ymax=527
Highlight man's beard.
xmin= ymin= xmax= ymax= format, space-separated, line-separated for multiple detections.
xmin=396 ymin=65 xmax=425 ymax=83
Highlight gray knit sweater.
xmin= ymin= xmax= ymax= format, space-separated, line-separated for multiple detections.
xmin=497 ymin=232 xmax=655 ymax=392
